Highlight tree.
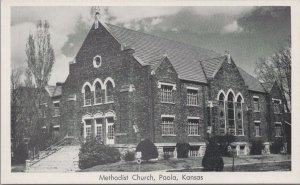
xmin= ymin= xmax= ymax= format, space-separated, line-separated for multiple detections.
xmin=26 ymin=20 xmax=55 ymax=89
xmin=255 ymin=37 xmax=291 ymax=112
xmin=202 ymin=139 xmax=224 ymax=171
xmin=24 ymin=20 xmax=55 ymax=151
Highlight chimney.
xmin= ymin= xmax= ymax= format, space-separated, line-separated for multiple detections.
xmin=225 ymin=50 xmax=231 ymax=64
xmin=94 ymin=12 xmax=100 ymax=29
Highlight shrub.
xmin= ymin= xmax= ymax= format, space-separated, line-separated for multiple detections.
xmin=136 ymin=139 xmax=158 ymax=161
xmin=124 ymin=151 xmax=135 ymax=161
xmin=13 ymin=143 xmax=28 ymax=164
xmin=202 ymin=140 xmax=224 ymax=171
xmin=163 ymin=153 xmax=171 ymax=160
xmin=176 ymin=143 xmax=190 ymax=158
xmin=215 ymin=134 xmax=235 ymax=156
xmin=78 ymin=139 xmax=120 ymax=169
xmin=250 ymin=140 xmax=263 ymax=155
xmin=270 ymin=139 xmax=284 ymax=154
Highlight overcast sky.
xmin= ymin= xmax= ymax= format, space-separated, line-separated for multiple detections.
xmin=11 ymin=6 xmax=290 ymax=85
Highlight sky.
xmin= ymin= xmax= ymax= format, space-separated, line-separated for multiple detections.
xmin=11 ymin=6 xmax=291 ymax=85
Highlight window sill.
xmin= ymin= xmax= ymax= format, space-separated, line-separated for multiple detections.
xmin=236 ymin=134 xmax=245 ymax=137
xmin=161 ymin=102 xmax=175 ymax=105
xmin=255 ymin=136 xmax=262 ymax=137
xmin=188 ymin=135 xmax=200 ymax=137
xmin=104 ymin=101 xmax=114 ymax=104
xmin=187 ymin=104 xmax=199 ymax=107
xmin=253 ymin=111 xmax=260 ymax=113
xmin=274 ymin=112 xmax=282 ymax=115
xmin=275 ymin=136 xmax=283 ymax=138
xmin=94 ymin=103 xmax=103 ymax=106
xmin=82 ymin=105 xmax=92 ymax=107
xmin=52 ymin=115 xmax=60 ymax=118
xmin=162 ymin=134 xmax=176 ymax=137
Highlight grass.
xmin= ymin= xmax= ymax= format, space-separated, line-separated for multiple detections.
xmin=80 ymin=154 xmax=291 ymax=172
xmin=170 ymin=161 xmax=291 ymax=172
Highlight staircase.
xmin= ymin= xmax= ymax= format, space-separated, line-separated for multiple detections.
xmin=26 ymin=136 xmax=80 ymax=172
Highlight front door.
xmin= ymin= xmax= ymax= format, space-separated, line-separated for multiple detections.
xmin=106 ymin=117 xmax=114 ymax=144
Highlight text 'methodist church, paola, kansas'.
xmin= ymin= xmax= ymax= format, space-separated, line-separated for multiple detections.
xmin=40 ymin=12 xmax=288 ymax=157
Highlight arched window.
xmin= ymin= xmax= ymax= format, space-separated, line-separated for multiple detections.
xmin=227 ymin=92 xmax=235 ymax=134
xmin=106 ymin=81 xmax=114 ymax=103
xmin=236 ymin=95 xmax=242 ymax=109
xmin=235 ymin=94 xmax=244 ymax=135
xmin=84 ymin=85 xmax=92 ymax=106
xmin=218 ymin=93 xmax=225 ymax=106
xmin=94 ymin=82 xmax=103 ymax=104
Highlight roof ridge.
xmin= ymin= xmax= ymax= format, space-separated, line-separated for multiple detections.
xmin=106 ymin=23 xmax=220 ymax=56
xmin=199 ymin=55 xmax=227 ymax=62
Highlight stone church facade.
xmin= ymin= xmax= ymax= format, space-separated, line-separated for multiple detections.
xmin=38 ymin=17 xmax=286 ymax=157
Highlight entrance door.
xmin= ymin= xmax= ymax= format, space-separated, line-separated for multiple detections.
xmin=106 ymin=117 xmax=114 ymax=144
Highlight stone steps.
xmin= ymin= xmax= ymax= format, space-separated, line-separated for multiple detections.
xmin=26 ymin=145 xmax=80 ymax=173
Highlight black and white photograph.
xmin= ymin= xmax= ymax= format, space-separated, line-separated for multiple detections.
xmin=1 ymin=0 xmax=300 ymax=184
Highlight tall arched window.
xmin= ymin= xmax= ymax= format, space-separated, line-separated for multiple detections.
xmin=106 ymin=81 xmax=114 ymax=103
xmin=94 ymin=82 xmax=103 ymax=104
xmin=227 ymin=92 xmax=235 ymax=135
xmin=236 ymin=94 xmax=244 ymax=135
xmin=84 ymin=85 xmax=92 ymax=106
xmin=218 ymin=92 xmax=226 ymax=135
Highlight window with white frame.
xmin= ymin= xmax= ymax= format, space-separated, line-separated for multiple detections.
xmin=187 ymin=88 xmax=198 ymax=106
xmin=94 ymin=82 xmax=103 ymax=104
xmin=83 ymin=85 xmax=92 ymax=106
xmin=106 ymin=81 xmax=114 ymax=103
xmin=53 ymin=101 xmax=60 ymax=117
xmin=273 ymin=99 xmax=281 ymax=114
xmin=254 ymin=121 xmax=261 ymax=137
xmin=85 ymin=120 xmax=92 ymax=140
xmin=93 ymin=55 xmax=102 ymax=68
xmin=253 ymin=96 xmax=260 ymax=112
xmin=187 ymin=118 xmax=200 ymax=136
xmin=161 ymin=116 xmax=175 ymax=135
xmin=107 ymin=117 xmax=114 ymax=140
xmin=227 ymin=92 xmax=235 ymax=134
xmin=95 ymin=118 xmax=103 ymax=141
xmin=161 ymin=85 xmax=174 ymax=103
xmin=275 ymin=123 xmax=282 ymax=137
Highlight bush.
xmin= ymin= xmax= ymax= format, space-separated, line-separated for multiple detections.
xmin=250 ymin=140 xmax=263 ymax=155
xmin=163 ymin=153 xmax=171 ymax=160
xmin=13 ymin=143 xmax=28 ymax=164
xmin=270 ymin=139 xmax=284 ymax=154
xmin=78 ymin=139 xmax=120 ymax=169
xmin=215 ymin=134 xmax=235 ymax=156
xmin=176 ymin=143 xmax=190 ymax=158
xmin=136 ymin=139 xmax=158 ymax=161
xmin=124 ymin=151 xmax=135 ymax=161
xmin=202 ymin=140 xmax=224 ymax=171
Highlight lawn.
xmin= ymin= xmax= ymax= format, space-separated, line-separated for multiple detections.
xmin=80 ymin=154 xmax=291 ymax=172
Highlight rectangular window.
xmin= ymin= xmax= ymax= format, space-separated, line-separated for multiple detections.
xmin=85 ymin=120 xmax=92 ymax=140
xmin=161 ymin=117 xmax=175 ymax=135
xmin=273 ymin=100 xmax=281 ymax=114
xmin=189 ymin=146 xmax=200 ymax=157
xmin=39 ymin=103 xmax=47 ymax=118
xmin=187 ymin=89 xmax=198 ymax=106
xmin=95 ymin=119 xmax=103 ymax=141
xmin=161 ymin=85 xmax=174 ymax=103
xmin=254 ymin=122 xmax=260 ymax=137
xmin=275 ymin=123 xmax=282 ymax=137
xmin=163 ymin=147 xmax=175 ymax=157
xmin=253 ymin=97 xmax=260 ymax=112
xmin=53 ymin=101 xmax=60 ymax=117
xmin=187 ymin=118 xmax=200 ymax=136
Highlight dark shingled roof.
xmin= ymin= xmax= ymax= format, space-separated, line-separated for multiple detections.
xmin=97 ymin=22 xmax=266 ymax=93
xmin=237 ymin=67 xmax=266 ymax=93
xmin=45 ymin=86 xmax=62 ymax=97
xmin=106 ymin=23 xmax=221 ymax=83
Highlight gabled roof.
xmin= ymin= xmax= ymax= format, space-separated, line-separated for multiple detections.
xmin=45 ymin=86 xmax=62 ymax=97
xmin=106 ymin=23 xmax=220 ymax=83
xmin=237 ymin=67 xmax=266 ymax=93
xmin=261 ymin=82 xmax=274 ymax=92
xmin=92 ymin=22 xmax=266 ymax=93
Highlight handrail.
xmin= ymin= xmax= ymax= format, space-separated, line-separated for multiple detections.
xmin=28 ymin=135 xmax=72 ymax=167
